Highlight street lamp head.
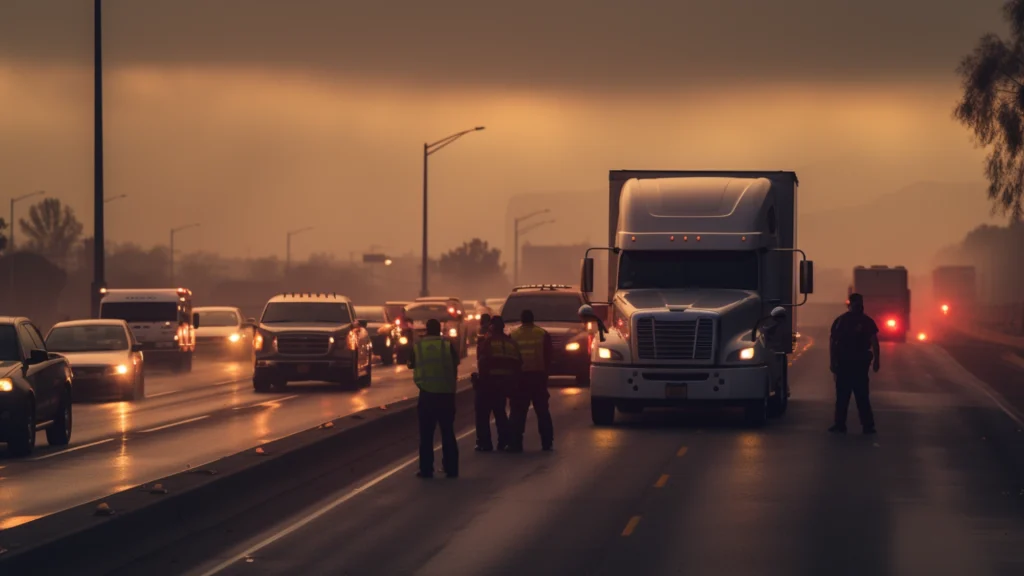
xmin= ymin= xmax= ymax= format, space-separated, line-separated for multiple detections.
xmin=474 ymin=126 xmax=486 ymax=131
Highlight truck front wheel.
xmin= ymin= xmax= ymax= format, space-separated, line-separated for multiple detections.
xmin=591 ymin=398 xmax=615 ymax=426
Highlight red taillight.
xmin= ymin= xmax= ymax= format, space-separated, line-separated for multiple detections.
xmin=886 ymin=318 xmax=897 ymax=329
xmin=941 ymin=304 xmax=949 ymax=315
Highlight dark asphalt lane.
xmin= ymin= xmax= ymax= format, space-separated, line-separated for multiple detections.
xmin=0 ymin=355 xmax=477 ymax=531
xmin=137 ymin=329 xmax=1024 ymax=576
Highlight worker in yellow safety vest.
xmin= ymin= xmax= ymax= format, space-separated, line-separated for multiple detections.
xmin=509 ymin=309 xmax=554 ymax=452
xmin=473 ymin=316 xmax=518 ymax=451
xmin=407 ymin=318 xmax=461 ymax=478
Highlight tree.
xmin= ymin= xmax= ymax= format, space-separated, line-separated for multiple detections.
xmin=439 ymin=238 xmax=505 ymax=280
xmin=18 ymin=198 xmax=84 ymax=264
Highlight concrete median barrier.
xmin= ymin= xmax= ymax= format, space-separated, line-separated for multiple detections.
xmin=0 ymin=380 xmax=478 ymax=575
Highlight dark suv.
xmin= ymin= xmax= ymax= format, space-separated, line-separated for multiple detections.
xmin=500 ymin=285 xmax=592 ymax=386
xmin=354 ymin=305 xmax=400 ymax=366
xmin=252 ymin=293 xmax=373 ymax=391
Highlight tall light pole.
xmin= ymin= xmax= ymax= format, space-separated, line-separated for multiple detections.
xmin=169 ymin=223 xmax=199 ymax=285
xmin=9 ymin=190 xmax=45 ymax=253
xmin=6 ymin=189 xmax=45 ymax=306
xmin=421 ymin=126 xmax=485 ymax=297
xmin=91 ymin=0 xmax=106 ymax=318
xmin=513 ymin=209 xmax=552 ymax=286
xmin=286 ymin=226 xmax=313 ymax=274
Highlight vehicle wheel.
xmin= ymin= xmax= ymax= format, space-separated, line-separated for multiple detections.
xmin=137 ymin=369 xmax=146 ymax=400
xmin=253 ymin=374 xmax=273 ymax=393
xmin=591 ymin=398 xmax=615 ymax=426
xmin=768 ymin=372 xmax=788 ymax=417
xmin=46 ymin=391 xmax=73 ymax=446
xmin=575 ymin=371 xmax=591 ymax=387
xmin=8 ymin=401 xmax=36 ymax=457
xmin=360 ymin=362 xmax=373 ymax=388
xmin=745 ymin=399 xmax=768 ymax=427
xmin=381 ymin=349 xmax=394 ymax=366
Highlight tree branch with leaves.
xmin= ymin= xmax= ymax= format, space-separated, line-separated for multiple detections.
xmin=954 ymin=0 xmax=1024 ymax=221
xmin=18 ymin=197 xmax=84 ymax=264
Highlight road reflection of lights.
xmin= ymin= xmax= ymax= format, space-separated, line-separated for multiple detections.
xmin=593 ymin=428 xmax=625 ymax=449
xmin=0 ymin=515 xmax=42 ymax=530
xmin=118 ymin=401 xmax=131 ymax=436
xmin=113 ymin=436 xmax=132 ymax=490
xmin=560 ymin=388 xmax=583 ymax=395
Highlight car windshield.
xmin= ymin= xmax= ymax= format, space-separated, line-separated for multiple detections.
xmin=101 ymin=302 xmax=179 ymax=322
xmin=261 ymin=302 xmax=352 ymax=324
xmin=0 ymin=325 xmax=19 ymax=361
xmin=385 ymin=304 xmax=407 ymax=318
xmin=501 ymin=294 xmax=583 ymax=323
xmin=46 ymin=325 xmax=130 ymax=352
xmin=197 ymin=310 xmax=239 ymax=327
xmin=404 ymin=304 xmax=453 ymax=322
xmin=617 ymin=250 xmax=759 ymax=290
xmin=354 ymin=306 xmax=387 ymax=322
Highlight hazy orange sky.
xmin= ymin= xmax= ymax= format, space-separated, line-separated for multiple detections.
xmin=0 ymin=0 xmax=1009 ymax=266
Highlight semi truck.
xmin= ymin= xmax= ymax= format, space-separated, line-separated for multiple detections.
xmin=849 ymin=265 xmax=910 ymax=342
xmin=578 ymin=170 xmax=814 ymax=427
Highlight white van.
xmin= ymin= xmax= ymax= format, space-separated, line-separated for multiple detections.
xmin=99 ymin=288 xmax=197 ymax=372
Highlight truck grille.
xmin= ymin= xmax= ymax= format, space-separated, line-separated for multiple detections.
xmin=275 ymin=333 xmax=331 ymax=355
xmin=636 ymin=317 xmax=714 ymax=361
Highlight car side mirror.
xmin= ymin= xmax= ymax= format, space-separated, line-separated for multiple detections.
xmin=192 ymin=313 xmax=201 ymax=328
xmin=131 ymin=343 xmax=143 ymax=353
xmin=28 ymin=349 xmax=49 ymax=365
xmin=358 ymin=319 xmax=368 ymax=328
xmin=799 ymin=260 xmax=814 ymax=295
xmin=580 ymin=258 xmax=595 ymax=294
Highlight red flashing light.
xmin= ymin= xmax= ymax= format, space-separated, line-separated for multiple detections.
xmin=941 ymin=304 xmax=949 ymax=315
xmin=886 ymin=318 xmax=897 ymax=329
xmin=917 ymin=332 xmax=927 ymax=341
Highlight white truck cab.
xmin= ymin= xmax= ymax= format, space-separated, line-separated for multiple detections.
xmin=580 ymin=171 xmax=814 ymax=426
xmin=99 ymin=288 xmax=197 ymax=373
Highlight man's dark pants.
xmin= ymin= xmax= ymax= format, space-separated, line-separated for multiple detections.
xmin=834 ymin=367 xmax=876 ymax=430
xmin=418 ymin=390 xmax=458 ymax=475
xmin=510 ymin=372 xmax=554 ymax=449
xmin=474 ymin=376 xmax=510 ymax=450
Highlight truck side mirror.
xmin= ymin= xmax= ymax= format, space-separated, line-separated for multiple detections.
xmin=580 ymin=258 xmax=595 ymax=294
xmin=192 ymin=313 xmax=201 ymax=328
xmin=578 ymin=304 xmax=608 ymax=342
xmin=771 ymin=306 xmax=787 ymax=320
xmin=799 ymin=260 xmax=814 ymax=295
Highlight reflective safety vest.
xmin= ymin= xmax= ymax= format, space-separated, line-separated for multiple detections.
xmin=511 ymin=324 xmax=547 ymax=373
xmin=484 ymin=337 xmax=521 ymax=376
xmin=413 ymin=336 xmax=456 ymax=393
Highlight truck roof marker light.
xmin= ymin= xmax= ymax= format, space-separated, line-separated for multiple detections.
xmin=669 ymin=235 xmax=675 ymax=241
xmin=741 ymin=236 xmax=747 ymax=242
xmin=683 ymin=236 xmax=688 ymax=242
xmin=696 ymin=236 xmax=701 ymax=242
xmin=631 ymin=235 xmax=636 ymax=242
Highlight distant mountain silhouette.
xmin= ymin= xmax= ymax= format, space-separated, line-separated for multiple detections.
xmin=801 ymin=181 xmax=1000 ymax=272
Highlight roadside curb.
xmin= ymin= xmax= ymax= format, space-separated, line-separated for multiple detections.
xmin=0 ymin=380 xmax=476 ymax=575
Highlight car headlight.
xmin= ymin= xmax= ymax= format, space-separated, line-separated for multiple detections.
xmin=565 ymin=342 xmax=581 ymax=351
xmin=739 ymin=347 xmax=755 ymax=360
xmin=399 ymin=336 xmax=408 ymax=345
xmin=448 ymin=328 xmax=458 ymax=338
xmin=228 ymin=333 xmax=241 ymax=343
xmin=597 ymin=347 xmax=624 ymax=361
xmin=386 ymin=337 xmax=391 ymax=347
xmin=107 ymin=364 xmax=129 ymax=375
xmin=0 ymin=378 xmax=13 ymax=392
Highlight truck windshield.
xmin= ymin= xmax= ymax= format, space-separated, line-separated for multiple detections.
xmin=261 ymin=302 xmax=352 ymax=324
xmin=618 ymin=250 xmax=759 ymax=290
xmin=101 ymin=302 xmax=179 ymax=323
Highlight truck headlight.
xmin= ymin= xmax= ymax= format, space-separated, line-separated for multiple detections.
xmin=565 ymin=342 xmax=581 ymax=351
xmin=597 ymin=347 xmax=624 ymax=361
xmin=739 ymin=348 xmax=755 ymax=360
xmin=0 ymin=378 xmax=13 ymax=392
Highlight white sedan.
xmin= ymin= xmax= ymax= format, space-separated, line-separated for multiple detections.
xmin=46 ymin=319 xmax=145 ymax=402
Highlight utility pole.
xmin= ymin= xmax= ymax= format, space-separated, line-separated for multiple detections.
xmin=513 ymin=210 xmax=552 ymax=285
xmin=421 ymin=126 xmax=486 ymax=297
xmin=90 ymin=0 xmax=105 ymax=317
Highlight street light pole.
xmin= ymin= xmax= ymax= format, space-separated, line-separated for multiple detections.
xmin=169 ymin=223 xmax=199 ymax=285
xmin=513 ymin=209 xmax=551 ymax=286
xmin=421 ymin=125 xmax=486 ymax=298
xmin=91 ymin=0 xmax=105 ymax=318
xmin=285 ymin=226 xmax=313 ymax=275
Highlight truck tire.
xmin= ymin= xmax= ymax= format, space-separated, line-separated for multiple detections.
xmin=253 ymin=374 xmax=273 ymax=393
xmin=768 ymin=363 xmax=789 ymax=417
xmin=745 ymin=399 xmax=768 ymax=427
xmin=591 ymin=398 xmax=615 ymax=426
xmin=359 ymin=362 xmax=373 ymax=388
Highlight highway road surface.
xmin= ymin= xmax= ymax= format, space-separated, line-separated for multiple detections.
xmin=0 ymin=354 xmax=476 ymax=530
xmin=134 ymin=327 xmax=1024 ymax=576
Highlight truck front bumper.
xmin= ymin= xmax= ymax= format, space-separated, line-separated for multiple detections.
xmin=590 ymin=363 xmax=769 ymax=405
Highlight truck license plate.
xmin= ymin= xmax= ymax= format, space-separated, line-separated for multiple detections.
xmin=296 ymin=364 xmax=310 ymax=375
xmin=665 ymin=383 xmax=688 ymax=399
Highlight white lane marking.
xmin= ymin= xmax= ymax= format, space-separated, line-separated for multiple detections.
xmin=233 ymin=395 xmax=300 ymax=410
xmin=29 ymin=438 xmax=116 ymax=461
xmin=925 ymin=345 xmax=1024 ymax=428
xmin=139 ymin=415 xmax=211 ymax=433
xmin=196 ymin=428 xmax=476 ymax=576
xmin=147 ymin=389 xmax=182 ymax=399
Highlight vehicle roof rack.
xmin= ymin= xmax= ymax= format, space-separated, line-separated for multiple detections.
xmin=511 ymin=284 xmax=573 ymax=292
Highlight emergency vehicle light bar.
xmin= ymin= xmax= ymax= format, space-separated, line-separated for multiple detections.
xmin=511 ymin=284 xmax=573 ymax=292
